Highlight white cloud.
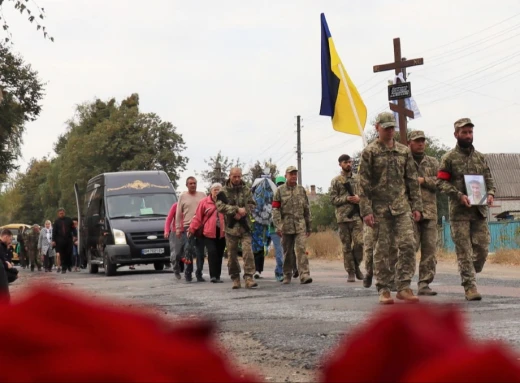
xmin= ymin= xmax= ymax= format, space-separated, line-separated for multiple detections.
xmin=3 ymin=0 xmax=519 ymax=193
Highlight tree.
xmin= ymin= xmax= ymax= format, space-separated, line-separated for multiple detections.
xmin=13 ymin=157 xmax=51 ymax=223
xmin=1 ymin=94 xmax=189 ymax=224
xmin=245 ymin=159 xmax=278 ymax=185
xmin=0 ymin=0 xmax=54 ymax=43
xmin=309 ymin=193 xmax=337 ymax=232
xmin=56 ymin=94 xmax=188 ymax=210
xmin=0 ymin=43 xmax=45 ymax=179
xmin=198 ymin=151 xmax=244 ymax=188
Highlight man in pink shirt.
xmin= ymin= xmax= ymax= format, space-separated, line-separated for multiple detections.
xmin=164 ymin=202 xmax=181 ymax=275
xmin=175 ymin=177 xmax=207 ymax=282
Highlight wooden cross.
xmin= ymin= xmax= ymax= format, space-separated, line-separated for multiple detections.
xmin=373 ymin=38 xmax=424 ymax=144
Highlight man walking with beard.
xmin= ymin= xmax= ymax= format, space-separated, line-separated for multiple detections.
xmin=437 ymin=118 xmax=495 ymax=301
xmin=330 ymin=154 xmax=363 ymax=282
xmin=52 ymin=208 xmax=75 ymax=274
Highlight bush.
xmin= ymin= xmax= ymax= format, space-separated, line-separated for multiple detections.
xmin=310 ymin=193 xmax=337 ymax=232
xmin=306 ymin=230 xmax=342 ymax=259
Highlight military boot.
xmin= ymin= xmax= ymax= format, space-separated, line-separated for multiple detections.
xmin=282 ymin=275 xmax=291 ymax=285
xmin=379 ymin=291 xmax=394 ymax=305
xmin=363 ymin=274 xmax=372 ymax=288
xmin=396 ymin=288 xmax=419 ymax=303
xmin=355 ymin=267 xmax=364 ymax=281
xmin=418 ymin=285 xmax=438 ymax=296
xmin=347 ymin=271 xmax=355 ymax=282
xmin=232 ymin=279 xmax=241 ymax=289
xmin=245 ymin=278 xmax=258 ymax=289
xmin=465 ymin=287 xmax=482 ymax=301
xmin=300 ymin=275 xmax=313 ymax=284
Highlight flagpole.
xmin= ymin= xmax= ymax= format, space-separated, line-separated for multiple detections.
xmin=337 ymin=63 xmax=367 ymax=148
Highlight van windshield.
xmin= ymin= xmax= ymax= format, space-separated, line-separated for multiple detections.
xmin=107 ymin=194 xmax=176 ymax=219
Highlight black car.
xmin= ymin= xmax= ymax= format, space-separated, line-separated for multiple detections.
xmin=75 ymin=171 xmax=177 ymax=276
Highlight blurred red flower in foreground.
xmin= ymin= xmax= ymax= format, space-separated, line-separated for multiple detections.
xmin=319 ymin=304 xmax=520 ymax=382
xmin=0 ymin=286 xmax=259 ymax=382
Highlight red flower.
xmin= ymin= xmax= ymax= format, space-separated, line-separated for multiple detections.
xmin=0 ymin=286 xmax=260 ymax=382
xmin=319 ymin=304 xmax=520 ymax=383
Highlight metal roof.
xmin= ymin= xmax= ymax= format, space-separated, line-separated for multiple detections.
xmin=486 ymin=153 xmax=520 ymax=199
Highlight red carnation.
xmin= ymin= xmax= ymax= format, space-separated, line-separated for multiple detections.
xmin=0 ymin=286 xmax=260 ymax=382
xmin=319 ymin=304 xmax=520 ymax=382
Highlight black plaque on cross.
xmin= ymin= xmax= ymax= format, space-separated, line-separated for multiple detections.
xmin=373 ymin=38 xmax=424 ymax=144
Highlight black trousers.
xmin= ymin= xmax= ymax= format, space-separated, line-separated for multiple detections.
xmin=44 ymin=249 xmax=55 ymax=271
xmin=204 ymin=235 xmax=225 ymax=279
xmin=254 ymin=249 xmax=265 ymax=274
xmin=56 ymin=240 xmax=73 ymax=270
xmin=0 ymin=263 xmax=10 ymax=303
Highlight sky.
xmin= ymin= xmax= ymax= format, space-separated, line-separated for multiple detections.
xmin=4 ymin=0 xmax=520 ymax=192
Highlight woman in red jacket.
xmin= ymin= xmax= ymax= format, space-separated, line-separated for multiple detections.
xmin=189 ymin=183 xmax=226 ymax=283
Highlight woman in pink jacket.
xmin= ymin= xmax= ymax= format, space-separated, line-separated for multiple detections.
xmin=189 ymin=183 xmax=226 ymax=283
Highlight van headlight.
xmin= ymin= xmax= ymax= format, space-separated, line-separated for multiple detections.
xmin=112 ymin=229 xmax=127 ymax=245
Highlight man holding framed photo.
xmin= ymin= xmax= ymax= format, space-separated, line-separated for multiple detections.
xmin=437 ymin=118 xmax=496 ymax=301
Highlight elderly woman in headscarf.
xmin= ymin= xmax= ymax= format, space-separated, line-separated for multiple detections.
xmin=189 ymin=183 xmax=226 ymax=283
xmin=38 ymin=220 xmax=56 ymax=272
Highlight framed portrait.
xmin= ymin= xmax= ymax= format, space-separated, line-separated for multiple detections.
xmin=464 ymin=175 xmax=487 ymax=205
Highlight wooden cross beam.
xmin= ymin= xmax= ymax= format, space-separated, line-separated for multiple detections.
xmin=373 ymin=38 xmax=424 ymax=144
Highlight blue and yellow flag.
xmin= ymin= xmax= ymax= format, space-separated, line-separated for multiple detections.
xmin=319 ymin=13 xmax=367 ymax=137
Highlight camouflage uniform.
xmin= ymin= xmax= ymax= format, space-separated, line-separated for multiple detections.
xmin=359 ymin=113 xmax=423 ymax=294
xmin=436 ymin=118 xmax=495 ymax=292
xmin=363 ymin=224 xmax=397 ymax=286
xmin=216 ymin=180 xmax=256 ymax=282
xmin=409 ymin=130 xmax=440 ymax=291
xmin=25 ymin=226 xmax=42 ymax=271
xmin=330 ymin=171 xmax=363 ymax=277
xmin=272 ymin=168 xmax=312 ymax=282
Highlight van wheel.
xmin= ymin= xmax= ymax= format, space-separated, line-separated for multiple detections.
xmin=154 ymin=262 xmax=165 ymax=271
xmin=88 ymin=263 xmax=99 ymax=274
xmin=103 ymin=252 xmax=117 ymax=276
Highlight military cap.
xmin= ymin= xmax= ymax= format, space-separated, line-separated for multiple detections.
xmin=454 ymin=118 xmax=474 ymax=130
xmin=409 ymin=130 xmax=426 ymax=141
xmin=376 ymin=112 xmax=396 ymax=129
xmin=275 ymin=175 xmax=286 ymax=184
xmin=285 ymin=166 xmax=298 ymax=173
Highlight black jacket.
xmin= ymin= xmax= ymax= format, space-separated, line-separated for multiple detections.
xmin=52 ymin=217 xmax=75 ymax=244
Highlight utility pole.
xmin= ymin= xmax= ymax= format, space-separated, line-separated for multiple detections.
xmin=296 ymin=115 xmax=302 ymax=185
xmin=373 ymin=38 xmax=424 ymax=144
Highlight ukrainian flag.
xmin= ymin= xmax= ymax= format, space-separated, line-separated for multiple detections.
xmin=319 ymin=13 xmax=367 ymax=138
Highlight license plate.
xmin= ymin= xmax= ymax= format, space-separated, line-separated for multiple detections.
xmin=142 ymin=248 xmax=165 ymax=255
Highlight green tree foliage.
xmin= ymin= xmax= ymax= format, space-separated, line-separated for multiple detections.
xmin=246 ymin=159 xmax=278 ymax=185
xmin=0 ymin=94 xmax=188 ymax=224
xmin=309 ymin=193 xmax=337 ymax=232
xmin=198 ymin=151 xmax=244 ymax=189
xmin=0 ymin=0 xmax=54 ymax=43
xmin=0 ymin=43 xmax=45 ymax=179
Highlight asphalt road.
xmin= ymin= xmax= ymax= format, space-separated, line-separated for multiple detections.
xmin=10 ymin=258 xmax=520 ymax=382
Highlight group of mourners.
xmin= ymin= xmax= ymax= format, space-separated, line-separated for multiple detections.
xmin=1 ymin=112 xmax=496 ymax=306
xmin=0 ymin=208 xmax=80 ymax=302
xmin=165 ymin=112 xmax=496 ymax=305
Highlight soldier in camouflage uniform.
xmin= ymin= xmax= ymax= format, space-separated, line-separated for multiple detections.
xmin=330 ymin=154 xmax=364 ymax=282
xmin=216 ymin=167 xmax=258 ymax=289
xmin=359 ymin=112 xmax=423 ymax=304
xmin=408 ymin=130 xmax=440 ymax=295
xmin=362 ymin=225 xmax=398 ymax=290
xmin=25 ymin=224 xmax=42 ymax=272
xmin=272 ymin=166 xmax=312 ymax=285
xmin=436 ymin=118 xmax=495 ymax=301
